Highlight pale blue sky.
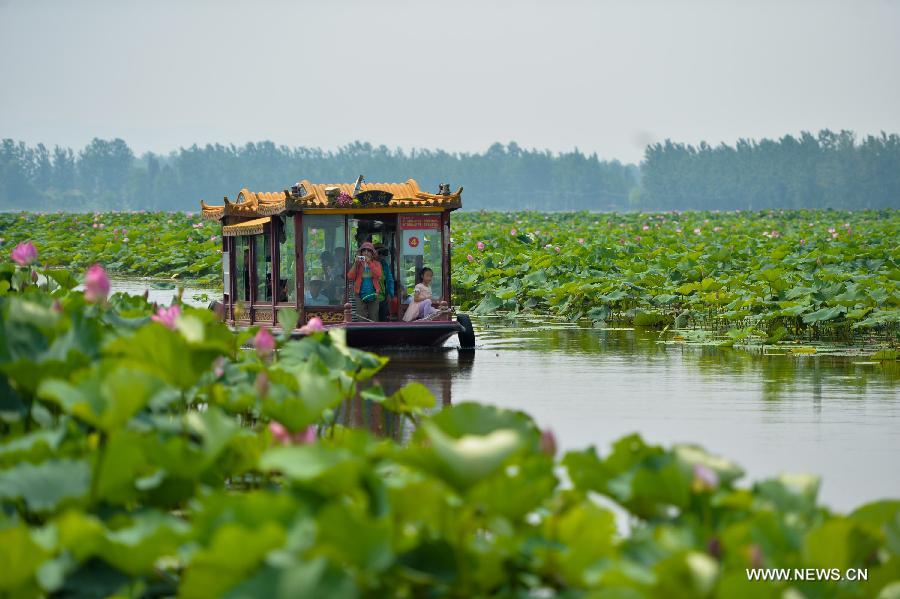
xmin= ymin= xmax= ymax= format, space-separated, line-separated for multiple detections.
xmin=1 ymin=0 xmax=898 ymax=163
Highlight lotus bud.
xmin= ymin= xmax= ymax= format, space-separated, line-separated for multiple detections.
xmin=254 ymin=327 xmax=276 ymax=357
xmin=84 ymin=264 xmax=110 ymax=303
xmin=298 ymin=317 xmax=325 ymax=335
xmin=539 ymin=429 xmax=557 ymax=457
xmin=692 ymin=463 xmax=719 ymax=492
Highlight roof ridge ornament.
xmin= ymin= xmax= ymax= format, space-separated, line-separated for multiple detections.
xmin=290 ymin=182 xmax=306 ymax=198
xmin=352 ymin=175 xmax=365 ymax=198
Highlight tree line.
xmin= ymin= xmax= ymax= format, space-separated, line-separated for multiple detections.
xmin=0 ymin=130 xmax=897 ymax=212
xmin=638 ymin=130 xmax=900 ymax=210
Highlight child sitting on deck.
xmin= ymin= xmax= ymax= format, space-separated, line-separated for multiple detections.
xmin=403 ymin=267 xmax=438 ymax=321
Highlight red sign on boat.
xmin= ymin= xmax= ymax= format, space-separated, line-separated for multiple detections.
xmin=399 ymin=215 xmax=441 ymax=230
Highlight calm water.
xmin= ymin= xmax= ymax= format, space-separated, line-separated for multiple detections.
xmin=377 ymin=317 xmax=899 ymax=512
xmin=102 ymin=277 xmax=214 ymax=307
xmin=112 ymin=281 xmax=899 ymax=511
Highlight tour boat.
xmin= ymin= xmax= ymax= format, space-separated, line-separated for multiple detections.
xmin=200 ymin=177 xmax=475 ymax=348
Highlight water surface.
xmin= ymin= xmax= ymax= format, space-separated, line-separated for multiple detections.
xmin=377 ymin=317 xmax=899 ymax=511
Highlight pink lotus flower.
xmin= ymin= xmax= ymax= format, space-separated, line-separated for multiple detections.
xmin=84 ymin=264 xmax=110 ymax=303
xmin=693 ymin=228 xmax=701 ymax=235
xmin=192 ymin=223 xmax=203 ymax=229
xmin=122 ymin=237 xmax=129 ymax=243
xmin=268 ymin=421 xmax=317 ymax=445
xmin=554 ymin=246 xmax=560 ymax=253
xmin=151 ymin=304 xmax=181 ymax=330
xmin=254 ymin=327 xmax=276 ymax=356
xmin=476 ymin=241 xmax=485 ymax=251
xmin=510 ymin=228 xmax=517 ymax=235
xmin=210 ymin=235 xmax=218 ymax=242
xmin=799 ymin=239 xmax=806 ymax=245
xmin=11 ymin=241 xmax=38 ymax=266
xmin=577 ymin=238 xmax=584 ymax=245
xmin=186 ymin=212 xmax=194 ymax=218
xmin=642 ymin=224 xmax=650 ymax=231
xmin=298 ymin=316 xmax=325 ymax=335
xmin=676 ymin=228 xmax=682 ymax=234
xmin=92 ymin=223 xmax=99 ymax=229
xmin=98 ymin=223 xmax=105 ymax=229
xmin=713 ymin=226 xmax=722 ymax=232
xmin=467 ymin=254 xmax=474 ymax=262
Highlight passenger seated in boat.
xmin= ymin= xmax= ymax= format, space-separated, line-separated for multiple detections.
xmin=322 ymin=247 xmax=345 ymax=303
xmin=346 ymin=242 xmax=383 ymax=322
xmin=304 ymin=279 xmax=329 ymax=306
xmin=403 ymin=267 xmax=438 ymax=321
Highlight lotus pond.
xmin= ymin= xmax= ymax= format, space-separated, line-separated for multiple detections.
xmin=2 ymin=257 xmax=900 ymax=598
xmin=1 ymin=208 xmax=897 ymax=342
xmin=1 ymin=210 xmax=899 ymax=597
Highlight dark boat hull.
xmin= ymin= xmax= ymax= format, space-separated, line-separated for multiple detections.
xmin=341 ymin=321 xmax=463 ymax=347
xmin=302 ymin=321 xmax=463 ymax=348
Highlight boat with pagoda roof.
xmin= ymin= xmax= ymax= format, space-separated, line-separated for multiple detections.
xmin=200 ymin=176 xmax=475 ymax=348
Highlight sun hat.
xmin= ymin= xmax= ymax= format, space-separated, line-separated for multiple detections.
xmin=359 ymin=241 xmax=376 ymax=253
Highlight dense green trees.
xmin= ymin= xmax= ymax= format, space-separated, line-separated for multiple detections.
xmin=639 ymin=130 xmax=900 ymax=210
xmin=0 ymin=131 xmax=897 ymax=211
xmin=0 ymin=140 xmax=637 ymax=212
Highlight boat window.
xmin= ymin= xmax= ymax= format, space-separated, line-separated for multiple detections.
xmin=278 ymin=216 xmax=296 ymax=303
xmin=234 ymin=235 xmax=250 ymax=302
xmin=303 ymin=215 xmax=346 ymax=306
xmin=254 ymin=231 xmax=272 ymax=303
xmin=399 ymin=215 xmax=442 ymax=302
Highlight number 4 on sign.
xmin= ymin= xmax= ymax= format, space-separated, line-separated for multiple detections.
xmin=402 ymin=230 xmax=425 ymax=255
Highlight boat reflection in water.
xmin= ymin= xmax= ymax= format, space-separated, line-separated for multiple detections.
xmin=333 ymin=348 xmax=474 ymax=441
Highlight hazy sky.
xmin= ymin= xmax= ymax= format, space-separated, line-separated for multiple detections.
xmin=1 ymin=0 xmax=898 ymax=163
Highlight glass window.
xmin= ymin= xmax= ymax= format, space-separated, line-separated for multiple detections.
xmin=278 ymin=216 xmax=296 ymax=303
xmin=254 ymin=231 xmax=272 ymax=303
xmin=399 ymin=215 xmax=443 ymax=302
xmin=234 ymin=235 xmax=250 ymax=302
xmin=303 ymin=215 xmax=346 ymax=306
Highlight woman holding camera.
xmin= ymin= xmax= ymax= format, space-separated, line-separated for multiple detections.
xmin=346 ymin=241 xmax=383 ymax=322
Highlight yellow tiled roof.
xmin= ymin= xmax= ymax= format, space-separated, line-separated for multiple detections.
xmin=222 ymin=216 xmax=271 ymax=236
xmin=201 ymin=178 xmax=462 ymax=220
